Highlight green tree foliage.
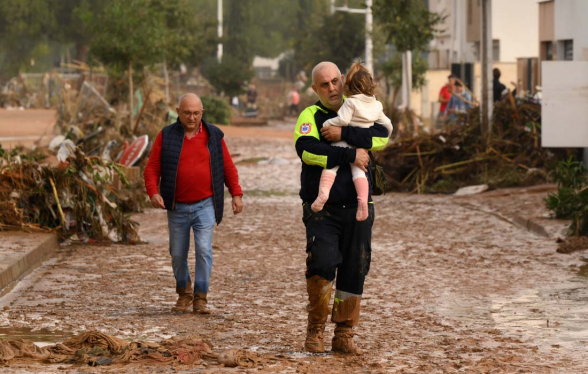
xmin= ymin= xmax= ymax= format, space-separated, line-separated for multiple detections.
xmin=201 ymin=95 xmax=231 ymax=125
xmin=201 ymin=0 xmax=255 ymax=96
xmin=48 ymin=0 xmax=106 ymax=62
xmin=381 ymin=50 xmax=428 ymax=92
xmin=296 ymin=11 xmax=366 ymax=75
xmin=373 ymin=0 xmax=444 ymax=52
xmin=545 ymin=157 xmax=588 ymax=236
xmin=88 ymin=0 xmax=166 ymax=71
xmin=201 ymin=56 xmax=253 ymax=97
xmin=150 ymin=0 xmax=217 ymax=70
xmin=0 ymin=0 xmax=55 ymax=77
xmin=373 ymin=0 xmax=444 ymax=103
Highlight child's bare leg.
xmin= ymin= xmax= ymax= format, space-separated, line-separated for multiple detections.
xmin=351 ymin=164 xmax=369 ymax=221
xmin=312 ymin=168 xmax=338 ymax=212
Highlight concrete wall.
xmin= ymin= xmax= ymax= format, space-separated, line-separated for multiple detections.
xmin=492 ymin=0 xmax=539 ymax=62
xmin=541 ymin=61 xmax=588 ymax=147
xmin=465 ymin=0 xmax=539 ymax=62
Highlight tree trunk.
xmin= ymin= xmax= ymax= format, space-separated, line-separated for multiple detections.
xmin=163 ymin=58 xmax=170 ymax=104
xmin=129 ymin=61 xmax=133 ymax=130
xmin=75 ymin=43 xmax=89 ymax=64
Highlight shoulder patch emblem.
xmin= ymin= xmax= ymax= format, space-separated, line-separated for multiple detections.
xmin=300 ymin=122 xmax=312 ymax=135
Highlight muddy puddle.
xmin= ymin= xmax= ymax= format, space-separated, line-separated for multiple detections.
xmin=435 ymin=274 xmax=588 ymax=355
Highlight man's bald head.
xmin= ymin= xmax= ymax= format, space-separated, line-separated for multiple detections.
xmin=311 ymin=62 xmax=341 ymax=85
xmin=176 ymin=93 xmax=205 ymax=134
xmin=178 ymin=93 xmax=203 ymax=108
xmin=311 ymin=62 xmax=344 ymax=111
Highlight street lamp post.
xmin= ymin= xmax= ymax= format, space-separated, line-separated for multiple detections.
xmin=217 ymin=0 xmax=223 ymax=63
xmin=331 ymin=0 xmax=373 ymax=74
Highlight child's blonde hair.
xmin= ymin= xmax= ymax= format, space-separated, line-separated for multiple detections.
xmin=344 ymin=61 xmax=377 ymax=97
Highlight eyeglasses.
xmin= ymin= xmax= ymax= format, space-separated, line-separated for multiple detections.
xmin=181 ymin=111 xmax=202 ymax=118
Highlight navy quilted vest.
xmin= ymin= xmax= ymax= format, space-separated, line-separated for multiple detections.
xmin=160 ymin=120 xmax=225 ymax=225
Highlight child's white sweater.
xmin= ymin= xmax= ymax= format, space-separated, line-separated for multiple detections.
xmin=323 ymin=93 xmax=393 ymax=136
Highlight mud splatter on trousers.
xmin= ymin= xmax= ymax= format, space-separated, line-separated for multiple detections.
xmin=302 ymin=202 xmax=374 ymax=295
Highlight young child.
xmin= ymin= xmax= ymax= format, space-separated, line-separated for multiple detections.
xmin=311 ymin=62 xmax=392 ymax=221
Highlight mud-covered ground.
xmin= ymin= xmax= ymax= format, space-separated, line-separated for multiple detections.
xmin=2 ymin=120 xmax=588 ymax=373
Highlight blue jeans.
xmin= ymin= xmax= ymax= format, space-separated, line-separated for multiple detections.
xmin=167 ymin=197 xmax=215 ymax=294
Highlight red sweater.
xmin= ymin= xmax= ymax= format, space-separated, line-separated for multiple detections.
xmin=144 ymin=124 xmax=242 ymax=203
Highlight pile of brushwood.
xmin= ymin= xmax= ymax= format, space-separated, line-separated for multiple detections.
xmin=376 ymin=98 xmax=574 ymax=193
xmin=0 ymin=145 xmax=140 ymax=243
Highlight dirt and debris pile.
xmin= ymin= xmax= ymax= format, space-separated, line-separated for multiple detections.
xmin=0 ymin=145 xmax=140 ymax=242
xmin=377 ymin=99 xmax=572 ymax=193
xmin=0 ymin=331 xmax=282 ymax=369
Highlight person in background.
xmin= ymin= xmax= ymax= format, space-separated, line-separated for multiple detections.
xmin=436 ymin=74 xmax=456 ymax=127
xmin=493 ymin=68 xmax=507 ymax=102
xmin=246 ymin=84 xmax=257 ymax=109
xmin=444 ymin=81 xmax=473 ymax=124
xmin=288 ymin=87 xmax=300 ymax=116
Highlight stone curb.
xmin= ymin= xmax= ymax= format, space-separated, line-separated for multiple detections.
xmin=508 ymin=215 xmax=551 ymax=238
xmin=0 ymin=233 xmax=59 ymax=294
xmin=456 ymin=201 xmax=553 ymax=239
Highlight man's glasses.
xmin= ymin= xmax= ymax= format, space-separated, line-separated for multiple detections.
xmin=182 ymin=111 xmax=202 ymax=118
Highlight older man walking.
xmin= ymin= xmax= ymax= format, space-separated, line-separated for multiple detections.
xmin=294 ymin=62 xmax=390 ymax=354
xmin=144 ymin=93 xmax=243 ymax=314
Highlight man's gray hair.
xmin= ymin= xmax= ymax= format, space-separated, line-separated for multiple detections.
xmin=311 ymin=62 xmax=342 ymax=85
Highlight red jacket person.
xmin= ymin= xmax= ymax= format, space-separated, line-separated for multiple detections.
xmin=144 ymin=93 xmax=243 ymax=314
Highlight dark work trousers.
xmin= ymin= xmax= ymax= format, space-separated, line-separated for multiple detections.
xmin=302 ymin=202 xmax=374 ymax=296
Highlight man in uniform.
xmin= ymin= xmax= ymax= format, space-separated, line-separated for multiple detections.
xmin=294 ymin=62 xmax=391 ymax=354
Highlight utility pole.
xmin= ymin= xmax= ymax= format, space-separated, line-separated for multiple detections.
xmin=401 ymin=51 xmax=412 ymax=109
xmin=217 ymin=0 xmax=223 ymax=63
xmin=331 ymin=0 xmax=373 ymax=74
xmin=480 ymin=0 xmax=493 ymax=135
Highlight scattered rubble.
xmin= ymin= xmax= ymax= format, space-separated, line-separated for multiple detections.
xmin=0 ymin=331 xmax=283 ymax=368
xmin=377 ymin=99 xmax=573 ymax=193
xmin=0 ymin=144 xmax=141 ymax=242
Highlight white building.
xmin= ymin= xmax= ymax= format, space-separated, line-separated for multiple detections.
xmin=428 ymin=0 xmax=539 ymax=68
xmin=539 ymin=0 xmax=588 ymax=161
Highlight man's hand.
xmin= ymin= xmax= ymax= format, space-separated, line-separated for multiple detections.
xmin=320 ymin=126 xmax=342 ymax=142
xmin=150 ymin=194 xmax=165 ymax=209
xmin=232 ymin=195 xmax=243 ymax=215
xmin=353 ymin=148 xmax=369 ymax=172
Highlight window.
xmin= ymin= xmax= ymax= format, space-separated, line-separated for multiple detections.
xmin=564 ymin=40 xmax=573 ymax=61
xmin=492 ymin=40 xmax=500 ymax=61
xmin=542 ymin=41 xmax=553 ymax=61
xmin=472 ymin=40 xmax=500 ymax=61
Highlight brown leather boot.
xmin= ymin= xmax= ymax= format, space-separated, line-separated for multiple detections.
xmin=304 ymin=275 xmax=333 ymax=353
xmin=193 ymin=292 xmax=211 ymax=315
xmin=331 ymin=291 xmax=362 ymax=355
xmin=171 ymin=284 xmax=194 ymax=313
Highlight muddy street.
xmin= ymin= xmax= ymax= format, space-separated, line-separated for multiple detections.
xmin=1 ymin=121 xmax=588 ymax=373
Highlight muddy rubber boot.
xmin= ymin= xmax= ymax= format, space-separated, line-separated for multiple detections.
xmin=193 ymin=292 xmax=211 ymax=315
xmin=311 ymin=172 xmax=336 ymax=212
xmin=171 ymin=284 xmax=194 ymax=314
xmin=331 ymin=291 xmax=362 ymax=355
xmin=332 ymin=324 xmax=363 ymax=355
xmin=304 ymin=275 xmax=333 ymax=353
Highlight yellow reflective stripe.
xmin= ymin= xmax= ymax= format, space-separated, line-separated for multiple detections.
xmin=302 ymin=151 xmax=328 ymax=168
xmin=294 ymin=106 xmax=320 ymax=144
xmin=370 ymin=137 xmax=389 ymax=151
